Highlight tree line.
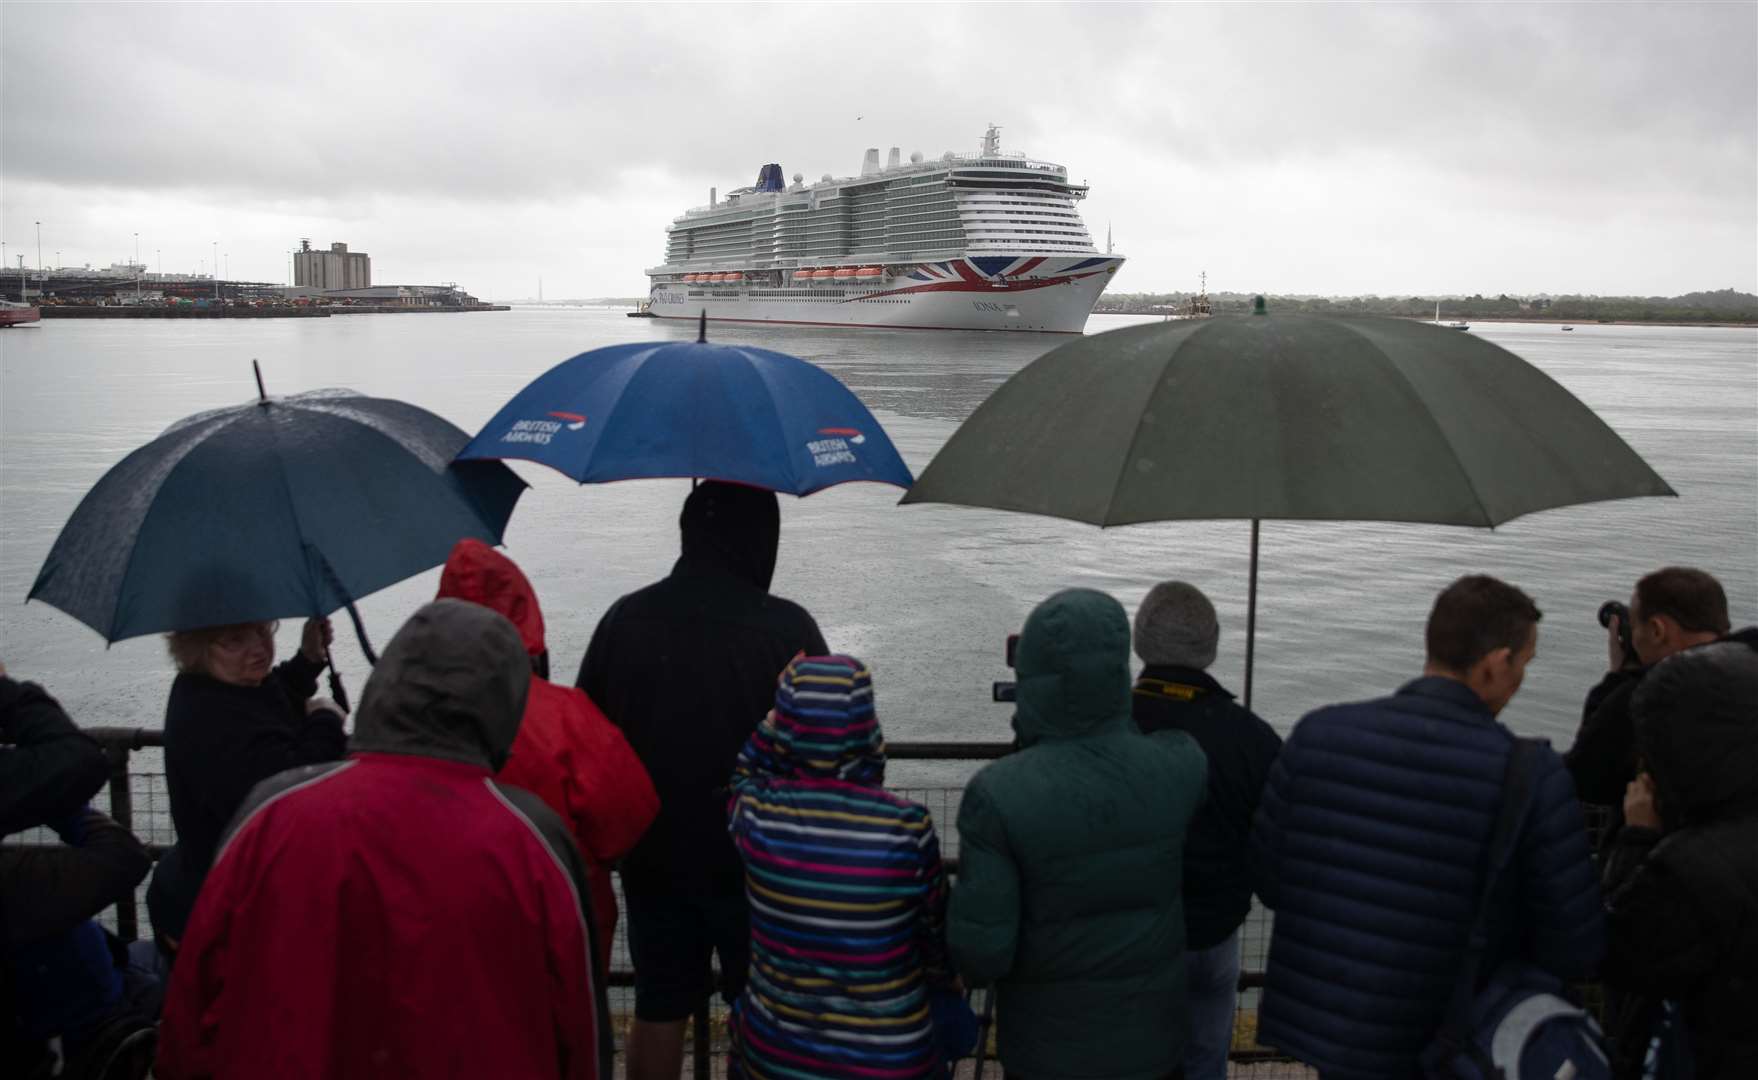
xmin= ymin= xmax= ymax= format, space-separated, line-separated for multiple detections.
xmin=1093 ymin=288 xmax=1758 ymax=323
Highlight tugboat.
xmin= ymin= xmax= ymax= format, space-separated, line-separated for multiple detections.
xmin=1167 ymin=272 xmax=1214 ymax=321
xmin=626 ymin=300 xmax=655 ymax=318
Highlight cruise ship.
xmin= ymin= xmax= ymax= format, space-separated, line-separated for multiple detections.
xmin=644 ymin=126 xmax=1123 ymax=333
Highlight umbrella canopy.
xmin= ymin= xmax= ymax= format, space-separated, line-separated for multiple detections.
xmin=902 ymin=313 xmax=1675 ymax=704
xmin=29 ymin=386 xmax=526 ymax=644
xmin=455 ymin=336 xmax=914 ymax=495
xmin=904 ymin=314 xmax=1673 ymax=526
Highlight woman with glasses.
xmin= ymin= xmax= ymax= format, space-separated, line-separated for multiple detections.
xmin=146 ymin=617 xmax=346 ymax=964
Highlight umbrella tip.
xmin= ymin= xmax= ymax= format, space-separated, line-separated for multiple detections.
xmin=697 ymin=309 xmax=707 ymax=343
xmin=252 ymin=359 xmax=268 ymax=404
xmin=1252 ymin=295 xmax=1267 ymax=316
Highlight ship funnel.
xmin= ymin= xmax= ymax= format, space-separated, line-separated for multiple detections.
xmin=861 ymin=148 xmax=880 ymax=176
xmin=710 ymin=187 xmax=717 ymax=206
xmin=886 ymin=147 xmax=900 ymax=169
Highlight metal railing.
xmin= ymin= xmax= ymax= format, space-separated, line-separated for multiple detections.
xmin=69 ymin=729 xmax=1314 ymax=1077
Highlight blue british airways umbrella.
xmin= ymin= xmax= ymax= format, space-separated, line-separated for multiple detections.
xmin=456 ymin=321 xmax=913 ymax=494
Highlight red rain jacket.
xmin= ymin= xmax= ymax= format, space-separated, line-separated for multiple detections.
xmin=437 ymin=539 xmax=658 ymax=976
xmin=157 ymin=599 xmax=609 ymax=1079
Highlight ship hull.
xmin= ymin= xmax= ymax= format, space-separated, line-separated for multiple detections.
xmin=0 ymin=305 xmax=41 ymax=327
xmin=647 ymin=256 xmax=1123 ymax=334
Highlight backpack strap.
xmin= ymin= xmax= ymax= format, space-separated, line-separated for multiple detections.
xmin=1431 ymin=737 xmax=1542 ymax=1057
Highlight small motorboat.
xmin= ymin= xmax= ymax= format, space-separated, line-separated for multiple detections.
xmin=0 ymin=300 xmax=41 ymax=327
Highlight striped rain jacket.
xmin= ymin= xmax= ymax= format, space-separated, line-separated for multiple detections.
xmin=727 ymin=656 xmax=954 ymax=1080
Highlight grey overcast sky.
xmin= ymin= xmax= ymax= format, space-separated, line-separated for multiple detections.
xmin=3 ymin=2 xmax=1754 ymax=301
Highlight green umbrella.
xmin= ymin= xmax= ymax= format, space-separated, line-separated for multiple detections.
xmin=900 ymin=311 xmax=1675 ymax=706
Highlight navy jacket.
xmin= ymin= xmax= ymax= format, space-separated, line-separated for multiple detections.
xmin=1132 ymin=665 xmax=1281 ymax=949
xmin=1250 ymin=676 xmax=1604 ymax=1080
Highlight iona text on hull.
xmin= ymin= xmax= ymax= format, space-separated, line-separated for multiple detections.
xmin=644 ymin=125 xmax=1125 ymax=333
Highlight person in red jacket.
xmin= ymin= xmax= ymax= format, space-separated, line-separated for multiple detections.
xmin=156 ymin=600 xmax=611 ymax=1080
xmin=436 ymin=538 xmax=658 ymax=978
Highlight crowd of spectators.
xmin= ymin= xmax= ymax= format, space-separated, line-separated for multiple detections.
xmin=3 ymin=487 xmax=1752 ymax=1078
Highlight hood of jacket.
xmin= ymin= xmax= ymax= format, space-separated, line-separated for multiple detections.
xmin=435 ymin=538 xmax=545 ymax=657
xmin=735 ymin=655 xmax=884 ymax=787
xmin=350 ymin=599 xmax=531 ymax=771
xmin=1634 ymin=632 xmax=1758 ymax=826
xmin=676 ymin=480 xmax=779 ymax=592
xmin=1013 ymin=588 xmax=1133 ymax=747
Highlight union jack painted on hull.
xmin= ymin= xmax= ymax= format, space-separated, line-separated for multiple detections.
xmin=642 ymin=126 xmax=1126 ymax=333
xmin=855 ymin=258 xmax=1114 ymax=305
xmin=646 ymin=255 xmax=1123 ymax=334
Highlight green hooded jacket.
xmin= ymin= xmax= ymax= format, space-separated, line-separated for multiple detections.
xmin=950 ymin=588 xmax=1207 ymax=1079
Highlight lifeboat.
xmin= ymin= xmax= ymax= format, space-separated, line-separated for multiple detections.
xmin=855 ymin=266 xmax=884 ymax=282
xmin=831 ymin=266 xmax=854 ymax=282
xmin=714 ymin=273 xmax=733 ymax=283
xmin=792 ymin=269 xmax=814 ymax=283
xmin=683 ymin=273 xmax=698 ymax=283
xmin=811 ymin=269 xmax=835 ymax=282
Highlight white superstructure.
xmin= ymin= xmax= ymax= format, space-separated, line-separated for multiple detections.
xmin=644 ymin=126 xmax=1123 ymax=333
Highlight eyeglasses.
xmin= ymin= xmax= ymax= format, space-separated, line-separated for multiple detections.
xmin=213 ymin=621 xmax=278 ymax=652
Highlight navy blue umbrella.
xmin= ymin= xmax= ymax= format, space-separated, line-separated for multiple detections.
xmin=455 ymin=324 xmax=913 ymax=494
xmin=29 ymin=372 xmax=526 ymax=667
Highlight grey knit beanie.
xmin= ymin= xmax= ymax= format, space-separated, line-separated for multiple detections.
xmin=1133 ymin=581 xmax=1219 ymax=669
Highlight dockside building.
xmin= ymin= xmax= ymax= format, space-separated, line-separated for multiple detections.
xmin=294 ymin=240 xmax=371 ymax=290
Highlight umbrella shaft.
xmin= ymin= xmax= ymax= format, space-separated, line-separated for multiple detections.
xmin=1244 ymin=519 xmax=1259 ymax=711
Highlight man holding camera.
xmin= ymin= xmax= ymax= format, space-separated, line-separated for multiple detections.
xmin=1566 ymin=567 xmax=1732 ymax=824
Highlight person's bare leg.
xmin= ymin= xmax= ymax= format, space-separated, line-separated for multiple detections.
xmin=626 ymin=1018 xmax=688 ymax=1080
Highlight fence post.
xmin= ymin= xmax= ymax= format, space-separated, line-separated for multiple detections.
xmin=103 ymin=737 xmax=140 ymax=942
xmin=693 ymin=996 xmax=712 ymax=1080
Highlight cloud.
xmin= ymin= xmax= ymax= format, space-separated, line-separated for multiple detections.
xmin=3 ymin=2 xmax=1752 ymax=299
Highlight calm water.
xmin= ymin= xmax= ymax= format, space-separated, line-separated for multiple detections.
xmin=2 ymin=312 xmax=1754 ymax=790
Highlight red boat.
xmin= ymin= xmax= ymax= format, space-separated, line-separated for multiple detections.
xmin=1 ymin=301 xmax=41 ymax=326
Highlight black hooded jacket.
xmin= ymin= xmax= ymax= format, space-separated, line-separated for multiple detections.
xmin=1602 ymin=628 xmax=1758 ymax=1079
xmin=1132 ymin=664 xmax=1282 ymax=949
xmin=578 ymin=482 xmax=826 ymax=888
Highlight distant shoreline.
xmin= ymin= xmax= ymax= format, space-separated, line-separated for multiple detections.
xmin=1403 ymin=315 xmax=1758 ymax=329
xmin=1396 ymin=315 xmax=1756 ymax=329
xmin=1092 ymin=311 xmax=1758 ymax=328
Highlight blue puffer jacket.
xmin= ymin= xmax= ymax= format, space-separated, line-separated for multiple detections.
xmin=1249 ymin=676 xmax=1604 ymax=1080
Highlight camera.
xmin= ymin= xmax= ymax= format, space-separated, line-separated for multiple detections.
xmin=991 ymin=633 xmax=1020 ymax=703
xmin=1598 ymin=600 xmax=1638 ymax=668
